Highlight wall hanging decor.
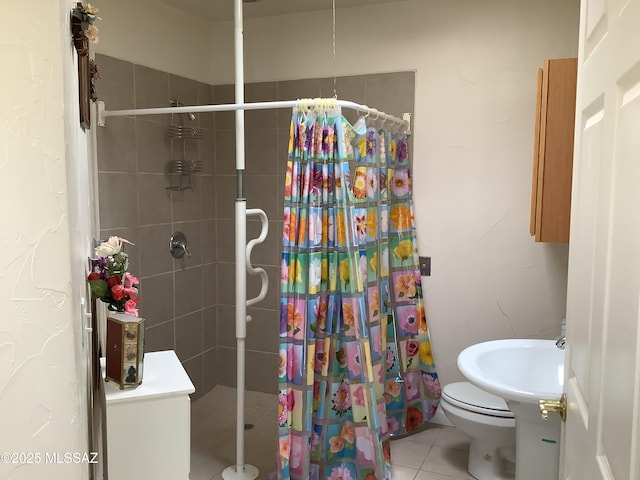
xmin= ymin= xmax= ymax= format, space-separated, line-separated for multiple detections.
xmin=71 ymin=2 xmax=100 ymax=129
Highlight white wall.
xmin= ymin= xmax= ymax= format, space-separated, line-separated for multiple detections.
xmin=96 ymin=0 xmax=579 ymax=385
xmin=95 ymin=0 xmax=214 ymax=83
xmin=0 ymin=1 xmax=92 ymax=478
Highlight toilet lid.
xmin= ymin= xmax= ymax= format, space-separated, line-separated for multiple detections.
xmin=442 ymin=382 xmax=514 ymax=418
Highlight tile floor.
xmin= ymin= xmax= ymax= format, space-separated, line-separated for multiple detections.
xmin=190 ymin=386 xmax=474 ymax=480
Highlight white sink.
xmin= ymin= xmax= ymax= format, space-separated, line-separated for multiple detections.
xmin=457 ymin=338 xmax=564 ymax=404
xmin=457 ymin=339 xmax=565 ymax=480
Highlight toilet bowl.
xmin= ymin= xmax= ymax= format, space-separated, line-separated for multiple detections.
xmin=440 ymin=382 xmax=516 ymax=480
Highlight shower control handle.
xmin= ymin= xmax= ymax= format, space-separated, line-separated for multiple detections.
xmin=170 ymin=231 xmax=192 ymax=259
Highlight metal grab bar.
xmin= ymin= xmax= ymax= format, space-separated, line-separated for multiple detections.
xmin=245 ymin=208 xmax=269 ymax=308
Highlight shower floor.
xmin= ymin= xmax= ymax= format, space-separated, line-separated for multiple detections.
xmin=190 ymin=385 xmax=475 ymax=480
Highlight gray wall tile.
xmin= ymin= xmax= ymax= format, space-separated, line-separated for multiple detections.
xmin=197 ymin=82 xmax=214 ymax=131
xmin=136 ymin=119 xmax=171 ymax=173
xmin=217 ymin=305 xmax=235 ymax=349
xmin=215 ymin=219 xmax=235 ymax=263
xmin=138 ymin=273 xmax=174 ymax=327
xmin=213 ymin=84 xmax=235 ymax=130
xmin=245 ymin=308 xmax=279 ymax=353
xmin=244 ymin=175 xmax=279 ymax=220
xmin=174 ymin=266 xmax=203 ymax=317
xmin=245 ymin=128 xmax=278 ymax=176
xmin=138 ymin=224 xmax=173 ymax=277
xmin=138 ymin=174 xmax=172 ymax=225
xmin=202 ymin=263 xmax=217 ymax=308
xmin=203 ymin=348 xmax=218 ymax=393
xmin=97 ymin=117 xmax=136 ymax=172
xmin=201 ymin=219 xmax=217 ymax=264
xmin=145 ymin=319 xmax=174 ymax=353
xmin=134 ymin=64 xmax=170 ymax=123
xmin=199 ymin=133 xmax=215 ymax=175
xmin=203 ymin=307 xmax=217 ymax=351
xmin=245 ymin=351 xmax=278 ymax=394
xmin=217 ymin=347 xmax=236 ymax=388
xmin=365 ymin=72 xmax=415 ymax=120
xmin=95 ymin=54 xmax=134 ymax=111
xmin=98 ymin=172 xmax=139 ymax=229
xmin=182 ymin=355 xmax=204 ymax=400
xmin=175 ymin=310 xmax=204 ymax=360
xmin=200 ymin=175 xmax=215 ymax=220
xmin=214 ymin=130 xmax=236 ymax=176
xmin=216 ymin=262 xmax=235 ymax=307
xmin=172 ymin=176 xmax=202 ymax=222
xmin=215 ymin=175 xmax=236 ymax=220
xmin=169 ymin=74 xmax=198 ymax=107
xmin=245 ymin=81 xmax=278 ymax=130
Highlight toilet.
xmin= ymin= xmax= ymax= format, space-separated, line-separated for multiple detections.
xmin=440 ymin=382 xmax=516 ymax=480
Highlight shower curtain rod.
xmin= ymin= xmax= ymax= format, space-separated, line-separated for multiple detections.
xmin=97 ymin=99 xmax=412 ymax=134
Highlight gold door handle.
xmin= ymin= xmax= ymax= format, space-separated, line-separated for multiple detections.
xmin=539 ymin=393 xmax=567 ymax=422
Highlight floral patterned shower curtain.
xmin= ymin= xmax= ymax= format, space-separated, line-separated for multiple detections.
xmin=278 ymin=106 xmax=441 ymax=480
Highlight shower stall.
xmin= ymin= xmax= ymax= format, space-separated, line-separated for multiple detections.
xmin=93 ymin=2 xmax=420 ymax=479
xmin=95 ymin=65 xmax=416 ymax=475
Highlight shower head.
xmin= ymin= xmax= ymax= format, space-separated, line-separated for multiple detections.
xmin=170 ymin=98 xmax=197 ymax=121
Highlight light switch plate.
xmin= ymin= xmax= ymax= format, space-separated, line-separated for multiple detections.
xmin=419 ymin=256 xmax=431 ymax=276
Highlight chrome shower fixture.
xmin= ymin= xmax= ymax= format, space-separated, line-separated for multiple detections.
xmin=169 ymin=98 xmax=196 ymax=121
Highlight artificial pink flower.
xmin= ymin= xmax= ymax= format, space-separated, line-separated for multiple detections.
xmin=123 ymin=272 xmax=139 ymax=288
xmin=124 ymin=299 xmax=139 ymax=317
xmin=124 ymin=287 xmax=138 ymax=299
xmin=111 ymin=284 xmax=125 ymax=301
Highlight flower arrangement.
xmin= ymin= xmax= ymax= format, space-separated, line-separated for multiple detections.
xmin=88 ymin=237 xmax=140 ymax=316
xmin=72 ymin=2 xmax=101 ymax=44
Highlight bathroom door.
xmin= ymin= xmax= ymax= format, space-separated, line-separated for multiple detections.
xmin=562 ymin=0 xmax=640 ymax=478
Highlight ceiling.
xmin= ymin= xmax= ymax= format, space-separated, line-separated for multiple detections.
xmin=160 ymin=0 xmax=405 ymax=22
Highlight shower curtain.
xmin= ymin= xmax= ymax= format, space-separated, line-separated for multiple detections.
xmin=278 ymin=107 xmax=441 ymax=480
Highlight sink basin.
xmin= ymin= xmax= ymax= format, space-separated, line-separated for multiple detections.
xmin=457 ymin=339 xmax=565 ymax=480
xmin=457 ymin=338 xmax=564 ymax=404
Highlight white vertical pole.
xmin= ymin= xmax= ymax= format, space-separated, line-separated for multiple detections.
xmin=233 ymin=0 xmax=247 ymax=470
xmin=222 ymin=0 xmax=258 ymax=478
xmin=235 ymin=200 xmax=247 ymax=470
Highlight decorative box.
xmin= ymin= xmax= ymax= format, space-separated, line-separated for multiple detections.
xmin=105 ymin=312 xmax=145 ymax=389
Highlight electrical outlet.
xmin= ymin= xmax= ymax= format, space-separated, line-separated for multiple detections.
xmin=418 ymin=256 xmax=431 ymax=276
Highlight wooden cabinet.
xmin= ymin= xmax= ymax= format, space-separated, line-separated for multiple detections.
xmin=530 ymin=57 xmax=577 ymax=243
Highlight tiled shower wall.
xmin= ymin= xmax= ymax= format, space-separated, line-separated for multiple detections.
xmin=96 ymin=53 xmax=217 ymax=400
xmin=96 ymin=53 xmax=414 ymax=398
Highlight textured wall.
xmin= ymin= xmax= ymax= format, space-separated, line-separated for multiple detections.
xmin=0 ymin=0 xmax=90 ymax=478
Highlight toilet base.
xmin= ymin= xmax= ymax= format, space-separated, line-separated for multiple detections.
xmin=468 ymin=440 xmax=515 ymax=480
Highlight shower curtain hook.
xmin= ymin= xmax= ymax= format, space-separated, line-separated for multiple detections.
xmin=390 ymin=116 xmax=399 ymax=133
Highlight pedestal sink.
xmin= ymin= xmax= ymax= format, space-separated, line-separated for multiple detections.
xmin=457 ymin=339 xmax=565 ymax=480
